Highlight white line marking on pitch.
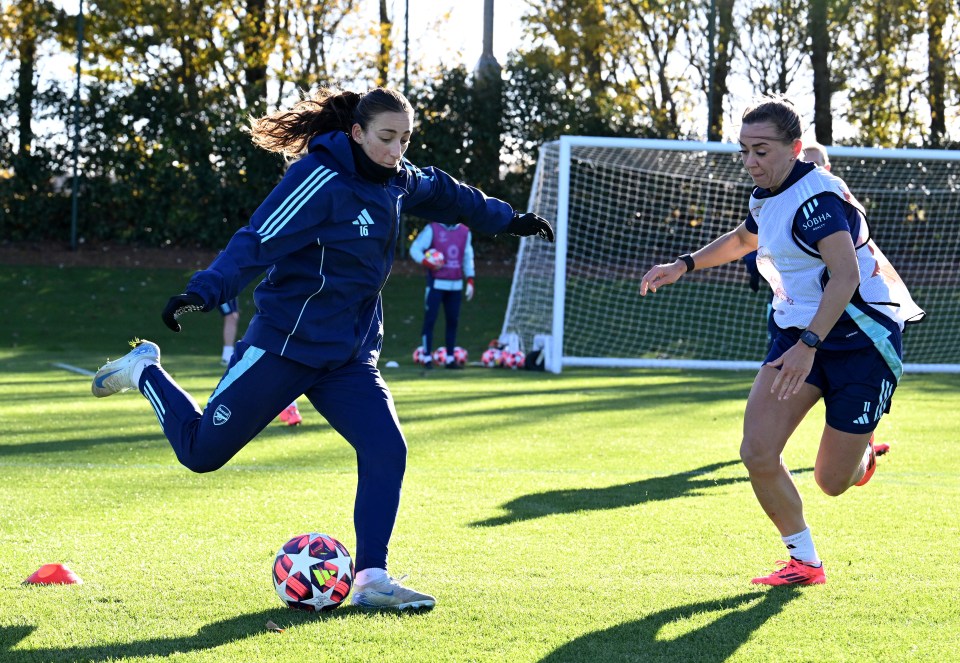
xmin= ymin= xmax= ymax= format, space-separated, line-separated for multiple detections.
xmin=52 ymin=362 xmax=95 ymax=376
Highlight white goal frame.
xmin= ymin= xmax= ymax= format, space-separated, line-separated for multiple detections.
xmin=503 ymin=135 xmax=960 ymax=374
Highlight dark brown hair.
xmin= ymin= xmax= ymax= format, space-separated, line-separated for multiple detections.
xmin=742 ymin=96 xmax=802 ymax=143
xmin=249 ymin=87 xmax=414 ymax=157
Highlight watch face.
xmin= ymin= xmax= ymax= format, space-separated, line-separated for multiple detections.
xmin=800 ymin=330 xmax=820 ymax=348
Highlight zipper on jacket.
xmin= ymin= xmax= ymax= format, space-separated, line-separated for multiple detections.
xmin=347 ymin=183 xmax=402 ymax=362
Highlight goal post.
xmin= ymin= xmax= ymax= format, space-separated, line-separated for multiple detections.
xmin=502 ymin=136 xmax=960 ymax=374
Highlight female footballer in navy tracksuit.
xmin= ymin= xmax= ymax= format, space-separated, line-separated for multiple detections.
xmin=92 ymin=87 xmax=554 ymax=610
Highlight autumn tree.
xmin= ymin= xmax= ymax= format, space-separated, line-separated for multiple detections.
xmin=686 ymin=0 xmax=735 ymax=140
xmin=842 ymin=0 xmax=926 ymax=146
xmin=0 ymin=0 xmax=71 ymax=240
xmin=0 ymin=0 xmax=63 ymax=163
xmin=68 ymin=0 xmax=371 ymax=245
xmin=739 ymin=0 xmax=807 ymax=96
xmin=521 ymin=0 xmax=634 ymax=133
xmin=621 ymin=0 xmax=693 ymax=138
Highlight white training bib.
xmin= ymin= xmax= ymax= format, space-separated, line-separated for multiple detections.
xmin=750 ymin=168 xmax=924 ymax=331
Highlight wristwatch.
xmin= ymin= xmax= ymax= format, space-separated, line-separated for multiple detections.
xmin=799 ymin=329 xmax=822 ymax=350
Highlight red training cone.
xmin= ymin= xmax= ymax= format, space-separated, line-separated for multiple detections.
xmin=24 ymin=563 xmax=83 ymax=585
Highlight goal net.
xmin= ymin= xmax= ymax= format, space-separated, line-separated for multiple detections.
xmin=502 ymin=136 xmax=960 ymax=373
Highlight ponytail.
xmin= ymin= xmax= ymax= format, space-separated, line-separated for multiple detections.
xmin=248 ymin=87 xmax=413 ymax=157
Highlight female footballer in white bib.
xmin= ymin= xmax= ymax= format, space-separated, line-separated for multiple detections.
xmin=640 ymin=97 xmax=923 ymax=586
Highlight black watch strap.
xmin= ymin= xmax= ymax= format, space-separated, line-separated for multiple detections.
xmin=799 ymin=329 xmax=822 ymax=349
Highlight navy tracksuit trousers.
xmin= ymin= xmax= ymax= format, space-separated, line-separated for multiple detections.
xmin=421 ymin=286 xmax=462 ymax=353
xmin=138 ymin=342 xmax=406 ymax=572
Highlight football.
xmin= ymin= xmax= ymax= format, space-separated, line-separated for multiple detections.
xmin=272 ymin=533 xmax=354 ymax=611
xmin=412 ymin=346 xmax=427 ymax=365
xmin=514 ymin=351 xmax=526 ymax=368
xmin=432 ymin=346 xmax=448 ymax=365
xmin=423 ymin=248 xmax=445 ymax=269
xmin=503 ymin=350 xmax=526 ymax=369
xmin=452 ymin=346 xmax=468 ymax=366
xmin=481 ymin=347 xmax=502 ymax=367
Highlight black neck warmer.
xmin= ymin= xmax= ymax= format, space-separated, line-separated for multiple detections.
xmin=348 ymin=136 xmax=401 ymax=184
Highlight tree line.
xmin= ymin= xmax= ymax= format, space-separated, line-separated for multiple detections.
xmin=1 ymin=0 xmax=957 ymax=250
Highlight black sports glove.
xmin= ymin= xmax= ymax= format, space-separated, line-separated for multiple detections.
xmin=505 ymin=212 xmax=555 ymax=242
xmin=161 ymin=292 xmax=208 ymax=332
xmin=742 ymin=254 xmax=762 ymax=293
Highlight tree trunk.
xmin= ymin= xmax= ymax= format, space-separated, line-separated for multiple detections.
xmin=809 ymin=0 xmax=832 ymax=144
xmin=927 ymin=0 xmax=947 ymax=147
xmin=471 ymin=0 xmax=502 ymax=191
xmin=244 ymin=0 xmax=269 ymax=108
xmin=708 ymin=0 xmax=734 ymax=141
xmin=17 ymin=0 xmax=37 ymax=160
xmin=472 ymin=63 xmax=503 ymax=193
xmin=242 ymin=0 xmax=280 ymax=206
xmin=867 ymin=2 xmax=888 ymax=133
xmin=378 ymin=0 xmax=391 ymax=88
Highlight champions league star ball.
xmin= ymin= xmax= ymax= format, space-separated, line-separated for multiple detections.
xmin=423 ymin=248 xmax=445 ymax=269
xmin=452 ymin=346 xmax=468 ymax=366
xmin=413 ymin=346 xmax=427 ymax=365
xmin=503 ymin=350 xmax=526 ymax=369
xmin=481 ymin=348 xmax=502 ymax=367
xmin=273 ymin=533 xmax=354 ymax=611
xmin=432 ymin=346 xmax=448 ymax=365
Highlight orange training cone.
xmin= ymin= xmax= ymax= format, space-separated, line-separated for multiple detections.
xmin=24 ymin=563 xmax=83 ymax=585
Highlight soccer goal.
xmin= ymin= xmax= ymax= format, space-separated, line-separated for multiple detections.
xmin=502 ymin=136 xmax=960 ymax=373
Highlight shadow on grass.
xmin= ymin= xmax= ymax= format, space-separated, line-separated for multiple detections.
xmin=472 ymin=461 xmax=813 ymax=527
xmin=395 ymin=372 xmax=754 ymax=427
xmin=540 ymin=588 xmax=801 ymax=663
xmin=0 ymin=604 xmax=424 ymax=662
xmin=0 ymin=431 xmax=167 ymax=458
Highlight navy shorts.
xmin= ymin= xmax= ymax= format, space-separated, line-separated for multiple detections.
xmin=765 ymin=329 xmax=900 ymax=434
xmin=218 ymin=298 xmax=239 ymax=316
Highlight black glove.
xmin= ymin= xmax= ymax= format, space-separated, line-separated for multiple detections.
xmin=742 ymin=254 xmax=762 ymax=293
xmin=161 ymin=292 xmax=207 ymax=332
xmin=506 ymin=212 xmax=555 ymax=242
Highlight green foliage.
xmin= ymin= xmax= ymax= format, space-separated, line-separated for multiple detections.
xmin=403 ymin=66 xmax=519 ymax=255
xmin=740 ymin=0 xmax=808 ymax=96
xmin=840 ymin=0 xmax=928 ymax=146
xmin=65 ymin=81 xmax=260 ymax=248
xmin=0 ymin=153 xmax=72 ymax=243
xmin=519 ymin=1 xmax=645 ymax=135
xmin=406 ymin=68 xmax=475 ymax=187
xmin=0 ymin=80 xmax=75 ymax=243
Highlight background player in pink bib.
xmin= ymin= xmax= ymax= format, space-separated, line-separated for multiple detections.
xmin=409 ymin=221 xmax=475 ymax=369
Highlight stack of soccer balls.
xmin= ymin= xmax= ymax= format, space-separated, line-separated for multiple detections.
xmin=412 ymin=345 xmax=468 ymax=367
xmin=480 ymin=339 xmax=525 ymax=369
xmin=273 ymin=532 xmax=354 ymax=611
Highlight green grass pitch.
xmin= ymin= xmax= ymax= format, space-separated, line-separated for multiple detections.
xmin=1 ymin=265 xmax=959 ymax=662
